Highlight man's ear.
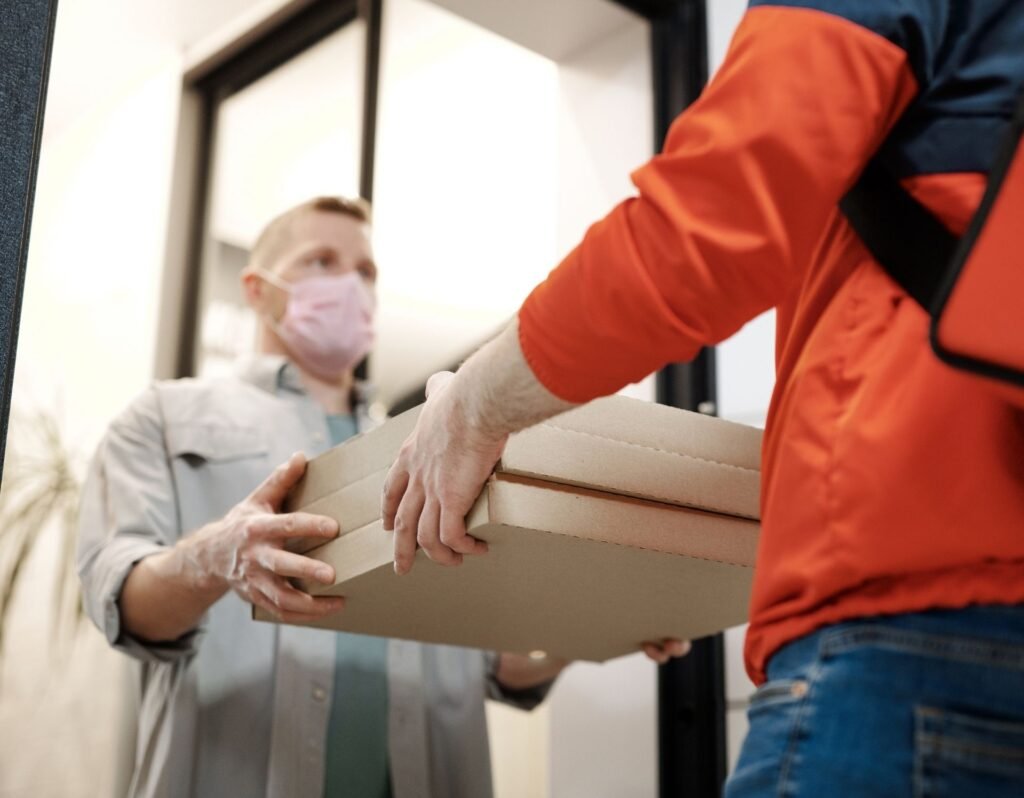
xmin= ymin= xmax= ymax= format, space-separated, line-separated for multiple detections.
xmin=241 ymin=268 xmax=264 ymax=310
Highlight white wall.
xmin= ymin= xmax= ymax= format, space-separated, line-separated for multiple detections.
xmin=0 ymin=58 xmax=184 ymax=798
xmin=14 ymin=64 xmax=183 ymax=450
xmin=0 ymin=3 xmax=297 ymax=796
xmin=372 ymin=0 xmax=561 ymax=406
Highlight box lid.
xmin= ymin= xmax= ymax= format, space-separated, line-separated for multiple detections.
xmin=285 ymin=395 xmax=761 ymax=553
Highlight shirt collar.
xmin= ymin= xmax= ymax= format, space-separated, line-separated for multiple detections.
xmin=236 ymin=354 xmax=373 ymax=414
xmin=236 ymin=354 xmax=296 ymax=395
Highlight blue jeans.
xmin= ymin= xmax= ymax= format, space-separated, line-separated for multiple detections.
xmin=725 ymin=606 xmax=1024 ymax=797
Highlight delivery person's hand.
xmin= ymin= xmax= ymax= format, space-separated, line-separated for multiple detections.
xmin=186 ymin=452 xmax=346 ymax=623
xmin=382 ymin=322 xmax=576 ymax=575
xmin=382 ymin=371 xmax=503 ymax=574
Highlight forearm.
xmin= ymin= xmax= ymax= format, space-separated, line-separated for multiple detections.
xmin=454 ymin=318 xmax=577 ymax=441
xmin=119 ymin=529 xmax=227 ymax=643
xmin=495 ymin=652 xmax=569 ymax=691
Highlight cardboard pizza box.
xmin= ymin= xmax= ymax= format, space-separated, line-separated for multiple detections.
xmin=258 ymin=396 xmax=761 ymax=662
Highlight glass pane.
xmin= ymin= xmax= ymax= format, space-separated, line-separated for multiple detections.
xmin=372 ymin=0 xmax=558 ymax=406
xmin=372 ymin=0 xmax=652 ymax=410
xmin=375 ymin=2 xmax=654 ymax=796
xmin=195 ymin=21 xmax=366 ymax=377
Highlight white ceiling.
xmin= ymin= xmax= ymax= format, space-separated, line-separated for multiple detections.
xmin=41 ymin=0 xmax=641 ymax=141
xmin=429 ymin=0 xmax=640 ymax=61
xmin=43 ymin=0 xmax=279 ymax=140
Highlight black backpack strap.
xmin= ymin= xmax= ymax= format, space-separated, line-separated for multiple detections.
xmin=839 ymin=159 xmax=960 ymax=314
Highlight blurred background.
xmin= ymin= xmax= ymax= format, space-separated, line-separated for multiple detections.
xmin=0 ymin=0 xmax=776 ymax=795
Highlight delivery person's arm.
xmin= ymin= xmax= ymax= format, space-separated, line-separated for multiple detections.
xmin=78 ymin=387 xmax=344 ymax=657
xmin=382 ymin=2 xmax=923 ymax=570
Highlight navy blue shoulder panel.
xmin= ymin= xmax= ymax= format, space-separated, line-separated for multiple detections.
xmin=747 ymin=1 xmax=1024 ymax=176
xmin=748 ymin=0 xmax=944 ymax=86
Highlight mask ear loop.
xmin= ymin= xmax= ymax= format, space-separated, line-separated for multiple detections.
xmin=254 ymin=268 xmax=293 ymax=293
xmin=251 ymin=268 xmax=293 ymax=339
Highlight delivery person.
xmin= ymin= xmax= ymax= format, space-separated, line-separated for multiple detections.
xmin=77 ymin=196 xmax=688 ymax=798
xmin=381 ymin=2 xmax=1024 ymax=796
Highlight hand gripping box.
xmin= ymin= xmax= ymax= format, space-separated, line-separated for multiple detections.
xmin=255 ymin=396 xmax=761 ymax=662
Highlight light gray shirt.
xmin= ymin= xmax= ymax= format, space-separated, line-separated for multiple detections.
xmin=77 ymin=356 xmax=548 ymax=798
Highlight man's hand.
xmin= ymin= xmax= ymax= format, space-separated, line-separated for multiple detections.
xmin=185 ymin=453 xmax=346 ymax=623
xmin=381 ymin=322 xmax=576 ymax=575
xmin=642 ymin=638 xmax=692 ymax=665
xmin=496 ymin=638 xmax=693 ymax=691
xmin=121 ymin=453 xmax=345 ymax=642
xmin=382 ymin=372 xmax=507 ymax=575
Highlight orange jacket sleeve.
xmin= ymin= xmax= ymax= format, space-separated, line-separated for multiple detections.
xmin=518 ymin=6 xmax=920 ymax=402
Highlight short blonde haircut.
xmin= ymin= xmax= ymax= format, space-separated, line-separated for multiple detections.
xmin=249 ymin=196 xmax=372 ymax=273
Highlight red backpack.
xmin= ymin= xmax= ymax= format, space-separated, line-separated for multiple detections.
xmin=843 ymin=91 xmax=1024 ymax=387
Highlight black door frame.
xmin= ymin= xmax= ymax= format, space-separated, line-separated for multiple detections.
xmin=0 ymin=0 xmax=60 ymax=480
xmin=647 ymin=4 xmax=727 ymax=797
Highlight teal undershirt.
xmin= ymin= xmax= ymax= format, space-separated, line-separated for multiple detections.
xmin=322 ymin=414 xmax=392 ymax=798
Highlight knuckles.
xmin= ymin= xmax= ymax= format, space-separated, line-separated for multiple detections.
xmin=239 ymin=520 xmax=259 ymax=543
xmin=438 ymin=528 xmax=460 ymax=546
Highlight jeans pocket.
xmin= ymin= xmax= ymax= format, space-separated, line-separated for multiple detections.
xmin=748 ymin=678 xmax=809 ymax=712
xmin=914 ymin=705 xmax=1024 ymax=798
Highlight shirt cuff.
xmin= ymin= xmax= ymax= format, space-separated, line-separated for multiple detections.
xmin=94 ymin=536 xmax=203 ymax=664
xmin=483 ymin=651 xmax=556 ymax=711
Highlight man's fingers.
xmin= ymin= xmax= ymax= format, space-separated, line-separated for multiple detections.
xmin=257 ymin=548 xmax=335 ymax=585
xmin=249 ymin=511 xmax=338 ymax=542
xmin=250 ymin=452 xmax=307 ymax=509
xmin=440 ymin=506 xmax=488 ymax=557
xmin=253 ymin=575 xmax=345 ymax=618
xmin=642 ymin=643 xmax=671 ymax=665
xmin=241 ymin=582 xmax=340 ymax=624
xmin=393 ymin=486 xmax=425 ymax=576
xmin=665 ymin=638 xmax=692 ymax=657
xmin=417 ymin=498 xmax=462 ymax=567
xmin=381 ymin=462 xmax=410 ymax=532
xmin=640 ymin=639 xmax=690 ymax=663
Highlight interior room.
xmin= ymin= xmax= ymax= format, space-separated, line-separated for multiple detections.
xmin=10 ymin=0 xmax=1017 ymax=797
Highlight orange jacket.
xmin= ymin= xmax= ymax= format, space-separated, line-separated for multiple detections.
xmin=517 ymin=2 xmax=1024 ymax=683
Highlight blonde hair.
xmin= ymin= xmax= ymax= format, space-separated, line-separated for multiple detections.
xmin=249 ymin=196 xmax=372 ymax=272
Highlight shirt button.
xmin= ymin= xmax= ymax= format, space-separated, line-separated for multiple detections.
xmin=312 ymin=686 xmax=327 ymax=702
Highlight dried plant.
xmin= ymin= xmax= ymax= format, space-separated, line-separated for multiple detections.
xmin=0 ymin=408 xmax=84 ymax=652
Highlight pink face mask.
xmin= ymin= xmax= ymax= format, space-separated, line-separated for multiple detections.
xmin=259 ymin=270 xmax=375 ymax=379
